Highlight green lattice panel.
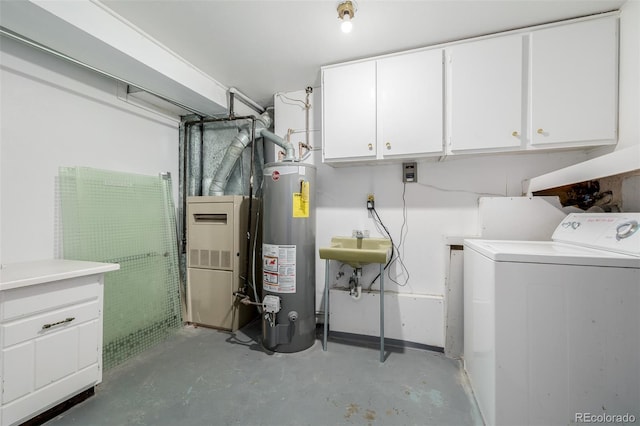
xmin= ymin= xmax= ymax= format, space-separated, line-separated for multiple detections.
xmin=59 ymin=167 xmax=181 ymax=370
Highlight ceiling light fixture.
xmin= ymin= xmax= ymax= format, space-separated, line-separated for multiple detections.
xmin=337 ymin=1 xmax=356 ymax=33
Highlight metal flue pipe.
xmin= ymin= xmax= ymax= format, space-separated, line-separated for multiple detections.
xmin=208 ymin=113 xmax=295 ymax=195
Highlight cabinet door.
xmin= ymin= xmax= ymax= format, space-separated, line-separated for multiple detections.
xmin=531 ymin=17 xmax=618 ymax=146
xmin=377 ymin=49 xmax=444 ymax=157
xmin=448 ymin=35 xmax=524 ymax=152
xmin=2 ymin=342 xmax=34 ymax=404
xmin=322 ymin=61 xmax=376 ymax=160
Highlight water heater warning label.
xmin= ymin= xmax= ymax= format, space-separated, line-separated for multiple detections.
xmin=263 ymin=244 xmax=296 ymax=293
xmin=292 ymin=181 xmax=310 ymax=218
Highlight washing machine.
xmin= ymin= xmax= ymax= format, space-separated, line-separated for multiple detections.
xmin=463 ymin=213 xmax=640 ymax=426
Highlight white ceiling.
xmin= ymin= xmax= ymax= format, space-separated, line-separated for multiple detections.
xmin=86 ymin=1 xmax=628 ymax=107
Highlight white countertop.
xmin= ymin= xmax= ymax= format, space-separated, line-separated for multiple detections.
xmin=0 ymin=259 xmax=120 ymax=291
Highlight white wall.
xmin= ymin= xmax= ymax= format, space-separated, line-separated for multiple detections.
xmin=589 ymin=0 xmax=640 ymax=159
xmin=0 ymin=36 xmax=179 ymax=264
xmin=616 ymin=0 xmax=640 ymax=151
xmin=274 ymin=89 xmax=589 ymax=347
xmin=275 ymin=4 xmax=640 ymax=347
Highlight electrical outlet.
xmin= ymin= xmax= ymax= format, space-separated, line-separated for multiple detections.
xmin=402 ymin=162 xmax=417 ymax=183
xmin=367 ymin=194 xmax=375 ymax=210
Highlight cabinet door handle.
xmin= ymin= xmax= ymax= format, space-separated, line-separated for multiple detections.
xmin=537 ymin=128 xmax=544 ymax=134
xmin=42 ymin=317 xmax=75 ymax=330
xmin=512 ymin=131 xmax=519 ymax=137
xmin=367 ymin=143 xmax=373 ymax=151
xmin=385 ymin=142 xmax=391 ymax=150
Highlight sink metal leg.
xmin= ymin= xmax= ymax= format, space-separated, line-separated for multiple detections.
xmin=323 ymin=260 xmax=329 ymax=351
xmin=380 ymin=263 xmax=384 ymax=362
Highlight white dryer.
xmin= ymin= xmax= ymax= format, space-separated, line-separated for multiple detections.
xmin=464 ymin=213 xmax=640 ymax=426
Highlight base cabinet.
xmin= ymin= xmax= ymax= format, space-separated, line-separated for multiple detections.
xmin=0 ymin=260 xmax=117 ymax=426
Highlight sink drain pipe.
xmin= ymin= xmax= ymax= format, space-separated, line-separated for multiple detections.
xmin=349 ymin=268 xmax=363 ymax=300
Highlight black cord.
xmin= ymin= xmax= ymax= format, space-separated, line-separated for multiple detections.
xmin=367 ymin=207 xmax=396 ymax=289
xmin=392 ymin=183 xmax=410 ymax=286
xmin=367 ymin=184 xmax=410 ymax=289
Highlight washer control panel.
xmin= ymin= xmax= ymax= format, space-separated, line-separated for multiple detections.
xmin=552 ymin=213 xmax=640 ymax=256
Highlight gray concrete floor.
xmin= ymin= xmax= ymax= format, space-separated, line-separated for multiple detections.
xmin=47 ymin=321 xmax=482 ymax=426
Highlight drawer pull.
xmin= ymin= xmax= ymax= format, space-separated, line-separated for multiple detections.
xmin=42 ymin=317 xmax=75 ymax=330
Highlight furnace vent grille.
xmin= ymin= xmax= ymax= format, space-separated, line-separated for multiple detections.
xmin=188 ymin=249 xmax=232 ymax=270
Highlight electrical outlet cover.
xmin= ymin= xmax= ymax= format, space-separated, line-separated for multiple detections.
xmin=403 ymin=162 xmax=417 ymax=183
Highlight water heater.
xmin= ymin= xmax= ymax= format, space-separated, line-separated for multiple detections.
xmin=261 ymin=162 xmax=316 ymax=352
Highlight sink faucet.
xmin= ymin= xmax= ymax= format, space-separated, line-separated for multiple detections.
xmin=354 ymin=230 xmax=365 ymax=249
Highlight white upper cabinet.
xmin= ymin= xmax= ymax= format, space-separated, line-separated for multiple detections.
xmin=530 ymin=17 xmax=618 ymax=147
xmin=377 ymin=49 xmax=444 ymax=157
xmin=322 ymin=61 xmax=377 ymax=161
xmin=322 ymin=49 xmax=444 ymax=163
xmin=447 ymin=35 xmax=524 ymax=153
xmin=321 ymin=14 xmax=619 ymax=163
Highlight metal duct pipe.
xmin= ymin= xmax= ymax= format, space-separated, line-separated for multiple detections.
xmin=255 ymin=115 xmax=295 ymax=161
xmin=208 ymin=130 xmax=251 ymax=195
xmin=208 ymin=113 xmax=295 ymax=196
xmin=260 ymin=130 xmax=295 ymax=162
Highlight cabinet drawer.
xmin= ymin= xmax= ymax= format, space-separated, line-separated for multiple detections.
xmin=2 ymin=275 xmax=100 ymax=321
xmin=2 ymin=318 xmax=100 ymax=405
xmin=2 ymin=300 xmax=100 ymax=348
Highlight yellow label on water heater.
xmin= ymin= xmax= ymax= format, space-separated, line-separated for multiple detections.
xmin=292 ymin=181 xmax=310 ymax=218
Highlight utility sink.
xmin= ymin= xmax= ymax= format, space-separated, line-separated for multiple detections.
xmin=319 ymin=237 xmax=392 ymax=268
